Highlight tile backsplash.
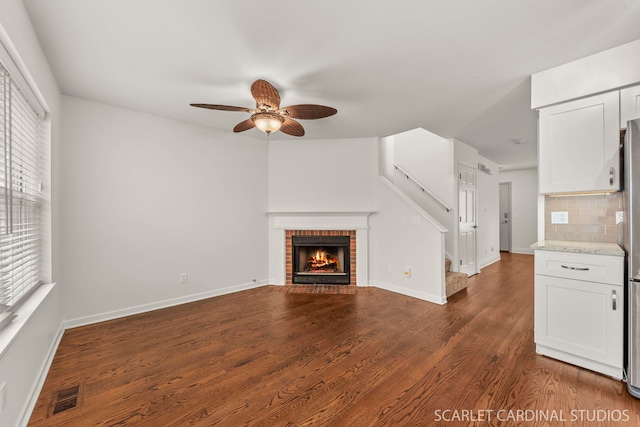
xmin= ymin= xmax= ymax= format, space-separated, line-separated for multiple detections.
xmin=545 ymin=193 xmax=623 ymax=245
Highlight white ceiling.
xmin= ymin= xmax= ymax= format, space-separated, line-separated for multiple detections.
xmin=23 ymin=0 xmax=640 ymax=170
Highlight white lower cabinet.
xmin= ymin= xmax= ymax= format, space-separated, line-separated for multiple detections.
xmin=534 ymin=250 xmax=624 ymax=379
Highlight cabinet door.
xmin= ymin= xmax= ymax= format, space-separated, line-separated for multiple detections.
xmin=621 ymin=85 xmax=640 ymax=129
xmin=538 ymin=92 xmax=620 ymax=194
xmin=535 ymin=275 xmax=622 ymax=369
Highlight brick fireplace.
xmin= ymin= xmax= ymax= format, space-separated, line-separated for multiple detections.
xmin=268 ymin=212 xmax=371 ymax=287
xmin=285 ymin=230 xmax=357 ymax=285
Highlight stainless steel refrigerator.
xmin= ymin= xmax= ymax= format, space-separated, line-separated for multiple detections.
xmin=625 ymin=118 xmax=640 ymax=398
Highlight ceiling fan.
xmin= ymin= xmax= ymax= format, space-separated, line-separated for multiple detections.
xmin=190 ymin=79 xmax=337 ymax=137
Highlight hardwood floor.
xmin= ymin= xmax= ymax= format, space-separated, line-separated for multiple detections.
xmin=28 ymin=253 xmax=640 ymax=426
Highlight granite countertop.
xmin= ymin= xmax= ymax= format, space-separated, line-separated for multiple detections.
xmin=530 ymin=240 xmax=625 ymax=257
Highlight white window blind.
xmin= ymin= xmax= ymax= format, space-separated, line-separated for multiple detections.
xmin=0 ymin=62 xmax=44 ymax=330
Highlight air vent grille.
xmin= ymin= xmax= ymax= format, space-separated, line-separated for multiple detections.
xmin=52 ymin=385 xmax=80 ymax=415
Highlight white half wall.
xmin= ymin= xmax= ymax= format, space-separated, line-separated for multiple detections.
xmin=499 ymin=168 xmax=539 ymax=254
xmin=370 ymin=178 xmax=446 ymax=304
xmin=60 ymin=96 xmax=269 ymax=325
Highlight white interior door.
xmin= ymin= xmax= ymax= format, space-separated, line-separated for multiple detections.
xmin=499 ymin=182 xmax=511 ymax=252
xmin=458 ymin=163 xmax=477 ymax=276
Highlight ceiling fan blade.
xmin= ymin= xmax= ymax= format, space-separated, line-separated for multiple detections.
xmin=190 ymin=104 xmax=252 ymax=112
xmin=280 ymin=117 xmax=305 ymax=137
xmin=251 ymin=79 xmax=281 ymax=110
xmin=280 ymin=104 xmax=337 ymax=120
xmin=233 ymin=119 xmax=256 ymax=133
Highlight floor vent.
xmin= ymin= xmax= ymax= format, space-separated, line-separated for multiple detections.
xmin=52 ymin=385 xmax=80 ymax=415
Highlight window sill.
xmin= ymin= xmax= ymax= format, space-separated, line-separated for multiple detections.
xmin=0 ymin=283 xmax=56 ymax=359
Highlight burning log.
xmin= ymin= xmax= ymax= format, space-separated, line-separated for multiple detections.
xmin=305 ymin=249 xmax=340 ymax=272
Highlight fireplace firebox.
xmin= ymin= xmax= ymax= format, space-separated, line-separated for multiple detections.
xmin=292 ymin=235 xmax=350 ymax=284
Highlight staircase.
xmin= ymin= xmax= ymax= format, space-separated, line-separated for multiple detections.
xmin=380 ymin=129 xmax=471 ymax=303
xmin=445 ymin=258 xmax=468 ymax=297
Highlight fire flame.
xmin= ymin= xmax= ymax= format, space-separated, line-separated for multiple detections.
xmin=306 ymin=249 xmax=340 ymax=272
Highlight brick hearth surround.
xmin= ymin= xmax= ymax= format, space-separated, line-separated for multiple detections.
xmin=285 ymin=230 xmax=357 ymax=285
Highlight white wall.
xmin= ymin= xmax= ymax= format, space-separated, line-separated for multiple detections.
xmin=61 ymin=96 xmax=269 ymax=324
xmin=454 ymin=138 xmax=481 ymax=170
xmin=393 ymin=128 xmax=455 ymax=206
xmin=499 ymin=168 xmax=539 ymax=254
xmin=0 ymin=1 xmax=63 ymax=426
xmin=391 ymin=129 xmax=455 ymax=257
xmin=268 ymin=137 xmax=377 ymax=212
xmin=379 ymin=135 xmax=395 ymax=180
xmin=476 ymin=156 xmax=500 ymax=268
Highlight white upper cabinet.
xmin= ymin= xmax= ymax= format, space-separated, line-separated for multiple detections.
xmin=538 ymin=92 xmax=620 ymax=194
xmin=621 ymin=85 xmax=640 ymax=129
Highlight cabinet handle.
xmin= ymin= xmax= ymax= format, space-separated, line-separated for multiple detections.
xmin=612 ymin=289 xmax=617 ymax=310
xmin=561 ymin=265 xmax=590 ymax=271
xmin=610 ymin=167 xmax=615 ymax=186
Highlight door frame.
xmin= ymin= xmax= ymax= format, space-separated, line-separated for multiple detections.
xmin=458 ymin=161 xmax=478 ymax=276
xmin=499 ymin=181 xmax=512 ymax=253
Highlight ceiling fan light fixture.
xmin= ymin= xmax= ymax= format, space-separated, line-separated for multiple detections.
xmin=191 ymin=79 xmax=335 ymax=137
xmin=252 ymin=112 xmax=284 ymax=134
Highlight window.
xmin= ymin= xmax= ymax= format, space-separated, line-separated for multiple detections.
xmin=0 ymin=61 xmax=45 ymax=330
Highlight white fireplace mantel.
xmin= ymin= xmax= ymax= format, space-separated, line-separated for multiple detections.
xmin=268 ymin=212 xmax=374 ymax=286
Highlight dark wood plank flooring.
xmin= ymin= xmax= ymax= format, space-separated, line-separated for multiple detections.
xmin=28 ymin=253 xmax=640 ymax=426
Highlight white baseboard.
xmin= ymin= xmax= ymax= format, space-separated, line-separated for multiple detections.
xmin=479 ymin=253 xmax=501 ymax=269
xmin=511 ymin=247 xmax=534 ymax=255
xmin=369 ymin=281 xmax=446 ymax=305
xmin=63 ymin=280 xmax=268 ymax=330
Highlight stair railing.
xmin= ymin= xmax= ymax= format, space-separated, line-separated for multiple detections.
xmin=393 ymin=163 xmax=452 ymax=212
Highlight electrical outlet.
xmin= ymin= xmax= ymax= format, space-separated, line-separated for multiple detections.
xmin=180 ymin=273 xmax=188 ymax=284
xmin=616 ymin=211 xmax=624 ymax=225
xmin=551 ymin=211 xmax=569 ymax=224
xmin=403 ymin=266 xmax=411 ymax=277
